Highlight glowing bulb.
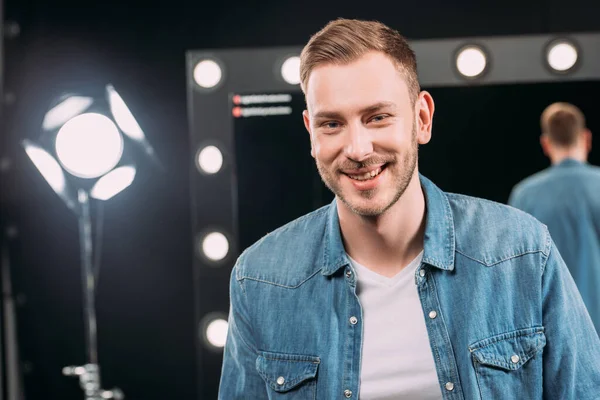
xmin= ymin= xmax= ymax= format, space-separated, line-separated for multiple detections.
xmin=197 ymin=145 xmax=223 ymax=174
xmin=194 ymin=60 xmax=222 ymax=88
xmin=55 ymin=113 xmax=123 ymax=179
xmin=456 ymin=46 xmax=487 ymax=78
xmin=202 ymin=232 xmax=229 ymax=261
xmin=206 ymin=318 xmax=228 ymax=348
xmin=547 ymin=41 xmax=578 ymax=72
xmin=281 ymin=56 xmax=301 ymax=85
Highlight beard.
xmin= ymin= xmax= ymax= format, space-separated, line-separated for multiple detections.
xmin=315 ymin=123 xmax=418 ymax=217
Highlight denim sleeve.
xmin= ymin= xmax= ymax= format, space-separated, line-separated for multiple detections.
xmin=218 ymin=264 xmax=267 ymax=399
xmin=542 ymin=239 xmax=600 ymax=398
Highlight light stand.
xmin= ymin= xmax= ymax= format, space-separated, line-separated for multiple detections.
xmin=23 ymin=83 xmax=160 ymax=400
xmin=61 ymin=190 xmax=123 ymax=400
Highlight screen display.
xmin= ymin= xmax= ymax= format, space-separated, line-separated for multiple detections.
xmin=233 ymin=82 xmax=599 ymax=252
xmin=233 ymin=93 xmax=333 ymax=252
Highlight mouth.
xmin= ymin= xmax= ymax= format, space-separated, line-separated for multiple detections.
xmin=342 ymin=164 xmax=388 ymax=181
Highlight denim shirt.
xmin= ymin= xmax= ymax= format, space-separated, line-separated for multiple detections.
xmin=509 ymin=159 xmax=600 ymax=335
xmin=219 ymin=175 xmax=600 ymax=399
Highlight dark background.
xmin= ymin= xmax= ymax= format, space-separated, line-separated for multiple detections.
xmin=1 ymin=1 xmax=600 ymax=399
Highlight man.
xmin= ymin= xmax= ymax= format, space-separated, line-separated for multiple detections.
xmin=219 ymin=19 xmax=600 ymax=399
xmin=509 ymin=102 xmax=600 ymax=335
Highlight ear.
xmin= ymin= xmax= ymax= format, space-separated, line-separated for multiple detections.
xmin=540 ymin=134 xmax=551 ymax=157
xmin=415 ymin=91 xmax=434 ymax=145
xmin=583 ymin=129 xmax=592 ymax=153
xmin=303 ymin=110 xmax=316 ymax=158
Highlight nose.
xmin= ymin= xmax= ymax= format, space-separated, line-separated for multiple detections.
xmin=343 ymin=122 xmax=373 ymax=162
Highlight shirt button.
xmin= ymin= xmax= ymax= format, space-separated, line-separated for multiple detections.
xmin=429 ymin=310 xmax=437 ymax=319
xmin=419 ymin=269 xmax=426 ymax=277
xmin=276 ymin=376 xmax=285 ymax=385
xmin=349 ymin=316 xmax=358 ymax=325
xmin=511 ymin=354 xmax=520 ymax=363
xmin=445 ymin=382 xmax=455 ymax=391
xmin=344 ymin=389 xmax=353 ymax=398
xmin=346 ymin=269 xmax=353 ymax=278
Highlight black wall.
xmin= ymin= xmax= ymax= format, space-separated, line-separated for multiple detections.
xmin=1 ymin=0 xmax=599 ymax=399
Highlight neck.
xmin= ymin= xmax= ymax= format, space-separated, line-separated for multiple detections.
xmin=550 ymin=148 xmax=587 ymax=165
xmin=338 ymin=171 xmax=426 ymax=277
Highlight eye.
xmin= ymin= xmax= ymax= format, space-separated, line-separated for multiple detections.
xmin=321 ymin=121 xmax=340 ymax=129
xmin=369 ymin=114 xmax=388 ymax=123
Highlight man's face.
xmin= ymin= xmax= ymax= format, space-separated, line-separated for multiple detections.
xmin=303 ymin=51 xmax=433 ymax=217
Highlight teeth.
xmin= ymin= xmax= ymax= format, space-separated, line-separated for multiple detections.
xmin=348 ymin=167 xmax=382 ymax=181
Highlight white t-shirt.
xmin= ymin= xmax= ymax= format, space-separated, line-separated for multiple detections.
xmin=348 ymin=251 xmax=443 ymax=400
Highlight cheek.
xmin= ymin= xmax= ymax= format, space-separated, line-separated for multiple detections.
xmin=312 ymin=136 xmax=339 ymax=164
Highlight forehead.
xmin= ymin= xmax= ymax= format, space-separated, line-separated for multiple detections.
xmin=305 ymin=52 xmax=411 ymax=115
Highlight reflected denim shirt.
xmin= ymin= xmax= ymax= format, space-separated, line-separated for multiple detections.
xmin=219 ymin=175 xmax=600 ymax=399
xmin=509 ymin=158 xmax=600 ymax=335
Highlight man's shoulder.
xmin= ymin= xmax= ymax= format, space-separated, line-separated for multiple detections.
xmin=511 ymin=168 xmax=554 ymax=197
xmin=446 ymin=193 xmax=551 ymax=266
xmin=234 ymin=204 xmax=331 ymax=286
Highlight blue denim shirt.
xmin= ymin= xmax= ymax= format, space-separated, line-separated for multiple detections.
xmin=509 ymin=159 xmax=600 ymax=335
xmin=220 ymin=175 xmax=600 ymax=399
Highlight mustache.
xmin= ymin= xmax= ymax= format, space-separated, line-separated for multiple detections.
xmin=337 ymin=155 xmax=396 ymax=171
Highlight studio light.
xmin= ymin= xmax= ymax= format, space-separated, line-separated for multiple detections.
xmin=455 ymin=45 xmax=488 ymax=78
xmin=196 ymin=145 xmax=223 ymax=174
xmin=281 ymin=56 xmax=301 ymax=85
xmin=23 ymin=85 xmax=162 ymax=206
xmin=194 ymin=59 xmax=223 ymax=89
xmin=23 ymin=84 xmax=160 ymax=400
xmin=201 ymin=231 xmax=229 ymax=262
xmin=546 ymin=40 xmax=579 ymax=73
xmin=55 ymin=113 xmax=124 ymax=179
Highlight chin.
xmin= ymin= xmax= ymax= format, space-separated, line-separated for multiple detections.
xmin=341 ymin=195 xmax=393 ymax=217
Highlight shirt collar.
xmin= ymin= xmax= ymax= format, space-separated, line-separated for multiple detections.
xmin=555 ymin=158 xmax=585 ymax=168
xmin=321 ymin=174 xmax=456 ymax=276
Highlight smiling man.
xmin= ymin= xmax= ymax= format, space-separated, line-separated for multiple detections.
xmin=218 ymin=19 xmax=600 ymax=399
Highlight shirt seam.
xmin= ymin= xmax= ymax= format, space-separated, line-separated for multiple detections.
xmin=455 ymin=248 xmax=545 ymax=267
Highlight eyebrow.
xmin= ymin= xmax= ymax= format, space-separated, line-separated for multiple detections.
xmin=312 ymin=101 xmax=397 ymax=120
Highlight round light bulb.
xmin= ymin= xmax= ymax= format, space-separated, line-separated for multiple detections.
xmin=281 ymin=56 xmax=301 ymax=85
xmin=547 ymin=42 xmax=578 ymax=72
xmin=456 ymin=46 xmax=488 ymax=78
xmin=197 ymin=145 xmax=223 ymax=174
xmin=194 ymin=60 xmax=223 ymax=88
xmin=55 ymin=113 xmax=123 ymax=179
xmin=202 ymin=232 xmax=229 ymax=261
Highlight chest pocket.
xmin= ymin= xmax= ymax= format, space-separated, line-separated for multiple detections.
xmin=256 ymin=351 xmax=320 ymax=399
xmin=469 ymin=327 xmax=546 ymax=400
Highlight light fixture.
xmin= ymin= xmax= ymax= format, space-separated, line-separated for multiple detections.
xmin=455 ymin=45 xmax=488 ymax=78
xmin=42 ymin=95 xmax=94 ymax=131
xmin=194 ymin=59 xmax=223 ymax=89
xmin=22 ymin=84 xmax=160 ymax=400
xmin=200 ymin=313 xmax=229 ymax=350
xmin=281 ymin=56 xmax=301 ymax=85
xmin=55 ymin=113 xmax=124 ymax=179
xmin=546 ymin=39 xmax=579 ymax=73
xmin=205 ymin=318 xmax=228 ymax=348
xmin=200 ymin=231 xmax=229 ymax=262
xmin=196 ymin=145 xmax=223 ymax=174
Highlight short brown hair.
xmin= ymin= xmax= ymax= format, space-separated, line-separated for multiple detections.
xmin=541 ymin=102 xmax=586 ymax=147
xmin=300 ymin=18 xmax=420 ymax=102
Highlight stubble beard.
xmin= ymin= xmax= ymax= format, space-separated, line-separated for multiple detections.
xmin=316 ymin=125 xmax=419 ymax=218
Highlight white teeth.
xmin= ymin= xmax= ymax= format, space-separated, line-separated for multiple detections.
xmin=348 ymin=167 xmax=382 ymax=181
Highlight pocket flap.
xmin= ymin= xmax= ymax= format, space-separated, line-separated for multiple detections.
xmin=469 ymin=327 xmax=546 ymax=371
xmin=256 ymin=351 xmax=320 ymax=392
